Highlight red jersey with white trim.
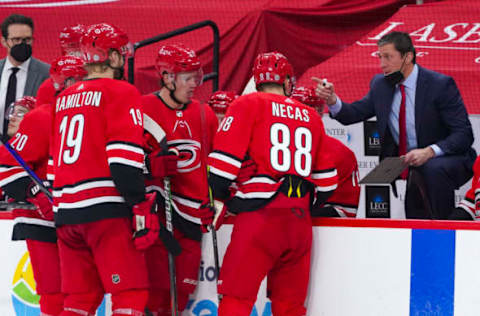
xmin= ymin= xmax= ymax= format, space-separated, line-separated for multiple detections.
xmin=458 ymin=155 xmax=480 ymax=220
xmin=51 ymin=78 xmax=145 ymax=225
xmin=318 ymin=135 xmax=360 ymax=217
xmin=0 ymin=103 xmax=56 ymax=242
xmin=36 ymin=78 xmax=56 ymax=106
xmin=208 ymin=92 xmax=338 ymax=212
xmin=141 ymin=93 xmax=218 ymax=225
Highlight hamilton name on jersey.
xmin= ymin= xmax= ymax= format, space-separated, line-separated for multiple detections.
xmin=55 ymin=91 xmax=102 ymax=112
xmin=271 ymin=101 xmax=310 ymax=122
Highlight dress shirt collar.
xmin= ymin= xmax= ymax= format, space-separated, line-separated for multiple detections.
xmin=5 ymin=56 xmax=31 ymax=73
xmin=399 ymin=63 xmax=418 ymax=90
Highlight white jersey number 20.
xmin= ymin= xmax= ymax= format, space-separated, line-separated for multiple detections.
xmin=58 ymin=114 xmax=84 ymax=166
xmin=270 ymin=123 xmax=312 ymax=177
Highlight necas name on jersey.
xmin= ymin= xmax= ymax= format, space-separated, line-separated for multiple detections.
xmin=56 ymin=90 xmax=102 ymax=112
xmin=271 ymin=100 xmax=310 ymax=122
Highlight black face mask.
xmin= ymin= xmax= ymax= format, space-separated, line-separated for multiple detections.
xmin=384 ymin=54 xmax=408 ymax=87
xmin=384 ymin=70 xmax=404 ymax=87
xmin=10 ymin=42 xmax=32 ymax=63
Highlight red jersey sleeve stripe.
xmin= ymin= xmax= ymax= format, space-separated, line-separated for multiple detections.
xmin=315 ymin=183 xmax=338 ymax=192
xmin=458 ymin=199 xmax=476 ymax=219
xmin=13 ymin=217 xmax=55 ymax=228
xmin=107 ymin=157 xmax=144 ymax=169
xmin=312 ymin=168 xmax=337 ymax=179
xmin=209 ymin=152 xmax=242 ymax=168
xmin=209 ymin=165 xmax=236 ymax=180
xmin=313 ymin=167 xmax=338 ymax=192
xmin=208 ymin=151 xmax=243 ymax=181
xmin=47 ymin=158 xmax=54 ymax=181
xmin=0 ymin=166 xmax=28 ymax=187
xmin=106 ymin=142 xmax=144 ymax=169
xmin=53 ymin=179 xmax=116 ymax=197
xmin=106 ymin=143 xmax=144 ymax=155
xmin=55 ymin=196 xmax=125 ymax=210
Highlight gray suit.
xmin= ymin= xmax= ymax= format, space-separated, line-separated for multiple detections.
xmin=0 ymin=57 xmax=50 ymax=97
xmin=0 ymin=57 xmax=49 ymax=138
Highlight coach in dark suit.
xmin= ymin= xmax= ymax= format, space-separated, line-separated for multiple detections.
xmin=0 ymin=14 xmax=49 ymax=137
xmin=314 ymin=31 xmax=475 ymax=219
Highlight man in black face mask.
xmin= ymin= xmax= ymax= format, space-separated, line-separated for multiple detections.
xmin=0 ymin=14 xmax=49 ymax=138
xmin=313 ymin=31 xmax=475 ymax=220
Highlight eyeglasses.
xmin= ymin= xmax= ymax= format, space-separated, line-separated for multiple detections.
xmin=6 ymin=105 xmax=29 ymax=119
xmin=7 ymin=37 xmax=34 ymax=45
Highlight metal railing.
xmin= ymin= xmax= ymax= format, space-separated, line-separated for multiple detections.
xmin=127 ymin=20 xmax=220 ymax=92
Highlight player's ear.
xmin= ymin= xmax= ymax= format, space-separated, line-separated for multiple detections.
xmin=162 ymin=72 xmax=175 ymax=87
xmin=1 ymin=36 xmax=7 ymax=49
xmin=108 ymin=50 xmax=123 ymax=67
xmin=284 ymin=77 xmax=293 ymax=96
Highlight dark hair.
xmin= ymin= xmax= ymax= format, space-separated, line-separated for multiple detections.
xmin=377 ymin=31 xmax=416 ymax=64
xmin=1 ymin=14 xmax=34 ymax=39
xmin=257 ymin=82 xmax=282 ymax=92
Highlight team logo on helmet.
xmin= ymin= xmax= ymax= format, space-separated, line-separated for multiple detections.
xmin=80 ymin=23 xmax=132 ymax=64
xmin=291 ymin=86 xmax=325 ymax=110
xmin=50 ymin=55 xmax=87 ymax=91
xmin=252 ymin=51 xmax=294 ymax=88
xmin=207 ymin=90 xmax=238 ymax=114
xmin=59 ymin=24 xmax=86 ymax=56
xmin=155 ymin=44 xmax=203 ymax=85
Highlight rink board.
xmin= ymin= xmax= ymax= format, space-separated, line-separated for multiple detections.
xmin=1 ymin=213 xmax=480 ymax=315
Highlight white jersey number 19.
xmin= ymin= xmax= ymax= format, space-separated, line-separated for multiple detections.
xmin=270 ymin=123 xmax=312 ymax=177
xmin=58 ymin=114 xmax=85 ymax=166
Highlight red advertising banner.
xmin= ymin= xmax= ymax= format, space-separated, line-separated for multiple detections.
xmin=0 ymin=0 xmax=417 ymax=100
xmin=298 ymin=0 xmax=480 ymax=114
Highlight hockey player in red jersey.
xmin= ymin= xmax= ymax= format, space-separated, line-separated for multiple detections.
xmin=291 ymin=86 xmax=360 ymax=217
xmin=208 ymin=52 xmax=338 ymax=316
xmin=140 ymin=43 xmax=218 ymax=315
xmin=207 ymin=90 xmax=238 ymax=123
xmin=450 ymin=156 xmax=480 ymax=220
xmin=36 ymin=24 xmax=86 ymax=106
xmin=0 ymin=55 xmax=86 ymax=316
xmin=0 ymin=95 xmax=61 ymax=315
xmin=51 ymin=23 xmax=152 ymax=316
xmin=5 ymin=95 xmax=36 ymax=137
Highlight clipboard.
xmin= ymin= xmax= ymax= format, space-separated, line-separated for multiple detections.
xmin=359 ymin=157 xmax=408 ymax=184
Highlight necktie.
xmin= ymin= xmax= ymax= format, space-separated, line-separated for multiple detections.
xmin=4 ymin=67 xmax=19 ymax=137
xmin=398 ymin=84 xmax=408 ymax=179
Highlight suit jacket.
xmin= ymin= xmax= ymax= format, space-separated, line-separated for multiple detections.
xmin=334 ymin=65 xmax=475 ymax=161
xmin=0 ymin=57 xmax=50 ymax=97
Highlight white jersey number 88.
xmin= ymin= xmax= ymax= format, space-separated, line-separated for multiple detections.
xmin=270 ymin=123 xmax=312 ymax=177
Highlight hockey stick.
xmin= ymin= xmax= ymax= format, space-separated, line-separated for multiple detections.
xmin=199 ymin=105 xmax=221 ymax=280
xmin=163 ymin=176 xmax=179 ymax=316
xmin=0 ymin=201 xmax=36 ymax=210
xmin=0 ymin=135 xmax=52 ymax=202
xmin=144 ymin=114 xmax=179 ymax=316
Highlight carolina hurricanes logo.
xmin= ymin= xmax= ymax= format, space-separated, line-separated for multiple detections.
xmin=169 ymin=139 xmax=201 ymax=173
xmin=0 ymin=0 xmax=118 ymax=7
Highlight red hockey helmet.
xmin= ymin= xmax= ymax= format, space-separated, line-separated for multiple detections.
xmin=155 ymin=44 xmax=203 ymax=85
xmin=6 ymin=96 xmax=36 ymax=119
xmin=252 ymin=52 xmax=294 ymax=89
xmin=291 ymin=86 xmax=325 ymax=111
xmin=80 ymin=23 xmax=132 ymax=63
xmin=50 ymin=56 xmax=87 ymax=91
xmin=59 ymin=24 xmax=86 ymax=56
xmin=207 ymin=90 xmax=238 ymax=114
